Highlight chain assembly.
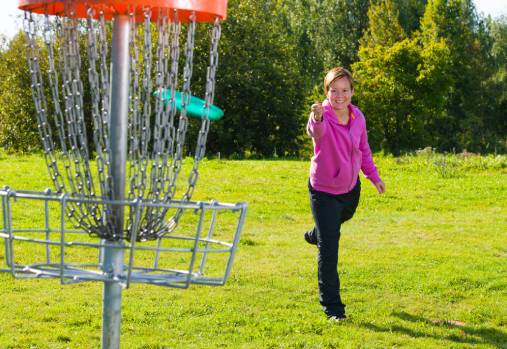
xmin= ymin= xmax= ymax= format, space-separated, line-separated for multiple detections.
xmin=23 ymin=5 xmax=223 ymax=241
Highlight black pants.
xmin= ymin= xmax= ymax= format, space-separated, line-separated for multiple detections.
xmin=308 ymin=179 xmax=361 ymax=316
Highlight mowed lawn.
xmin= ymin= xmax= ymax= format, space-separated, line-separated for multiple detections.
xmin=0 ymin=152 xmax=505 ymax=348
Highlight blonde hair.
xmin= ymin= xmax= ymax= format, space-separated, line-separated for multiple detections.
xmin=324 ymin=67 xmax=354 ymax=94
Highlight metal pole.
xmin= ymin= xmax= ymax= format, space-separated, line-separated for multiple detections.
xmin=102 ymin=15 xmax=130 ymax=349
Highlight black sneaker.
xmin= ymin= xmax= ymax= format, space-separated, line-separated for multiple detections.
xmin=327 ymin=314 xmax=347 ymax=322
xmin=304 ymin=231 xmax=317 ymax=245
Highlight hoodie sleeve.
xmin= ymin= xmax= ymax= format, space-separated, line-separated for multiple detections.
xmin=359 ymin=118 xmax=381 ymax=184
xmin=306 ymin=114 xmax=327 ymax=139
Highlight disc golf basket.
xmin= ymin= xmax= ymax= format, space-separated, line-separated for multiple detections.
xmin=0 ymin=1 xmax=247 ymax=348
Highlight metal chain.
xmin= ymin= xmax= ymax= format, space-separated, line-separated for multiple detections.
xmin=128 ymin=10 xmax=140 ymax=198
xmin=127 ymin=9 xmax=143 ymax=236
xmin=172 ymin=12 xmax=196 ymax=177
xmin=47 ymin=14 xmax=89 ymax=228
xmin=93 ymin=9 xmax=113 ymax=201
xmin=97 ymin=11 xmax=114 ymax=208
xmin=163 ymin=18 xmax=221 ymax=233
xmin=42 ymin=15 xmax=68 ymax=193
xmin=153 ymin=11 xmax=182 ymax=227
xmin=86 ymin=8 xmax=118 ymax=239
xmin=187 ymin=17 xmax=221 ymax=195
xmin=150 ymin=8 xmax=170 ymax=198
xmin=60 ymin=7 xmax=103 ymax=232
xmin=131 ymin=8 xmax=156 ymax=240
xmin=24 ymin=11 xmax=67 ymax=196
xmin=134 ymin=7 xmax=153 ymax=203
xmin=24 ymin=10 xmax=98 ymax=234
xmin=145 ymin=13 xmax=196 ymax=238
xmin=127 ymin=10 xmax=185 ymax=241
xmin=127 ymin=7 xmax=150 ymax=203
xmin=141 ymin=7 xmax=153 ymax=159
xmin=135 ymin=9 xmax=173 ymax=240
xmin=163 ymin=12 xmax=181 ymax=197
xmin=86 ymin=9 xmax=107 ymax=199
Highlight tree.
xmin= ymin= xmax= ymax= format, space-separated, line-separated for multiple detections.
xmin=353 ymin=0 xmax=413 ymax=154
xmin=395 ymin=0 xmax=428 ymax=35
xmin=189 ymin=0 xmax=307 ymax=157
xmin=483 ymin=16 xmax=507 ymax=151
xmin=0 ymin=33 xmax=40 ymax=152
xmin=361 ymin=0 xmax=406 ymax=47
xmin=420 ymin=0 xmax=494 ymax=152
xmin=273 ymin=0 xmax=371 ymax=87
xmin=353 ymin=0 xmax=451 ymax=154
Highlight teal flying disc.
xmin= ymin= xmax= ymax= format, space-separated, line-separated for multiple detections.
xmin=157 ymin=89 xmax=224 ymax=121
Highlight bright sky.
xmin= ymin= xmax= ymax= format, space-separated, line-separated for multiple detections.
xmin=1 ymin=0 xmax=506 ymax=39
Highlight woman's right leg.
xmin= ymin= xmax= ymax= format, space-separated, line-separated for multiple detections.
xmin=340 ymin=179 xmax=361 ymax=223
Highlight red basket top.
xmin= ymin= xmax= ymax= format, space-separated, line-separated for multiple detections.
xmin=18 ymin=0 xmax=227 ymax=22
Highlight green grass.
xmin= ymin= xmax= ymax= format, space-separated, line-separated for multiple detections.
xmin=0 ymin=151 xmax=505 ymax=348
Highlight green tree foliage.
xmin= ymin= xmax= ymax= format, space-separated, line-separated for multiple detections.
xmin=0 ymin=33 xmax=40 ymax=152
xmin=353 ymin=0 xmax=451 ymax=154
xmin=0 ymin=0 xmax=505 ymax=155
xmin=354 ymin=0 xmax=505 ymax=154
xmin=361 ymin=0 xmax=406 ymax=46
xmin=276 ymin=0 xmax=372 ymax=156
xmin=279 ymin=0 xmax=370 ymax=83
xmin=396 ymin=0 xmax=427 ymax=35
xmin=0 ymin=23 xmax=96 ymax=154
xmin=192 ymin=0 xmax=307 ymax=157
xmin=420 ymin=0 xmax=497 ymax=152
xmin=310 ymin=0 xmax=370 ymax=72
xmin=484 ymin=16 xmax=507 ymax=150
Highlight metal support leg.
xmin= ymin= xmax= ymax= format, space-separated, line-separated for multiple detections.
xmin=102 ymin=15 xmax=130 ymax=349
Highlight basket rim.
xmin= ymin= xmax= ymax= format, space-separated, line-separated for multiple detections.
xmin=18 ymin=0 xmax=227 ymax=22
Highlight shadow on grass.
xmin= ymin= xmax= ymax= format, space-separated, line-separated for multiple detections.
xmin=359 ymin=311 xmax=506 ymax=348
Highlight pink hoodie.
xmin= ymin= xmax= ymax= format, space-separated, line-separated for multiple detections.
xmin=307 ymin=100 xmax=381 ymax=195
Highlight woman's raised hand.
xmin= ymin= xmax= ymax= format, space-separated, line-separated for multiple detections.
xmin=311 ymin=102 xmax=323 ymax=121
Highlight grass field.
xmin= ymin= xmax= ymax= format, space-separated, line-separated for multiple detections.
xmin=0 ymin=151 xmax=505 ymax=348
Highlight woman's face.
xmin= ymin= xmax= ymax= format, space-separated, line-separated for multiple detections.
xmin=327 ymin=77 xmax=354 ymax=112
